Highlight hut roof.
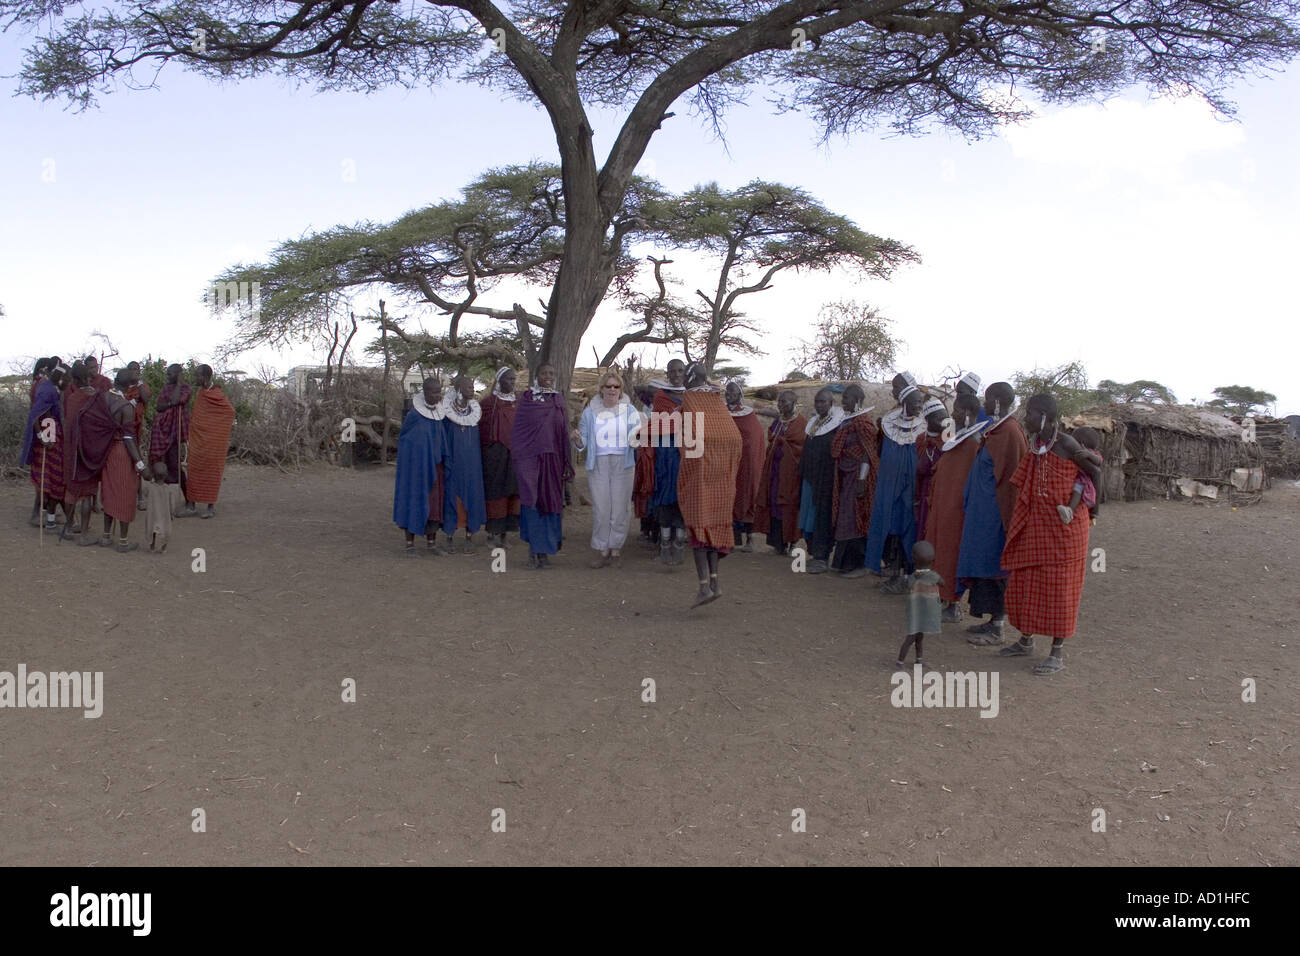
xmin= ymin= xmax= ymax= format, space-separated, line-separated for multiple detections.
xmin=1067 ymin=403 xmax=1241 ymax=440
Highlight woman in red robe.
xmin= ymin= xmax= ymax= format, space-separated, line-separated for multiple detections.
xmin=724 ymin=381 xmax=767 ymax=552
xmin=478 ymin=367 xmax=521 ymax=546
xmin=184 ymin=365 xmax=236 ymax=518
xmin=62 ymin=362 xmax=100 ymax=538
xmin=998 ymin=394 xmax=1103 ymax=675
xmin=754 ymin=390 xmax=806 ymax=555
xmin=829 ymin=385 xmax=880 ymax=578
xmin=923 ymin=393 xmax=985 ymax=622
xmin=914 ymin=397 xmax=949 ymax=541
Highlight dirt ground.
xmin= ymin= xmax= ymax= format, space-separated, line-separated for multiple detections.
xmin=1 ymin=462 xmax=1296 ymax=866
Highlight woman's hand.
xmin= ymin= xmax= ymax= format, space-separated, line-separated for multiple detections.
xmin=570 ymin=427 xmax=582 ymax=445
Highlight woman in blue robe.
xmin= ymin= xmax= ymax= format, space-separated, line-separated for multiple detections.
xmin=440 ymin=375 xmax=488 ymax=552
xmin=864 ymin=380 xmax=926 ymax=591
xmin=392 ymin=377 xmax=447 ymax=556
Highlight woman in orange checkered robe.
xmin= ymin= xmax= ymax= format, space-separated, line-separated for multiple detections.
xmin=998 ymin=394 xmax=1102 ymax=675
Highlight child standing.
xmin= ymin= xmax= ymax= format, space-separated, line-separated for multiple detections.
xmin=1058 ymin=426 xmax=1103 ymax=525
xmin=145 ymin=461 xmax=175 ymax=552
xmin=897 ymin=540 xmax=944 ymax=669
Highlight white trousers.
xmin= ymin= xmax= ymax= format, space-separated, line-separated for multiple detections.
xmin=589 ymin=454 xmax=635 ymax=551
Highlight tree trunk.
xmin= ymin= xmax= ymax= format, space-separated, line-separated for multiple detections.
xmin=539 ymin=112 xmax=616 ymax=400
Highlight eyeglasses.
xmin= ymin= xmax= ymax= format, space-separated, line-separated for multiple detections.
xmin=604 ymin=384 xmax=621 ymax=390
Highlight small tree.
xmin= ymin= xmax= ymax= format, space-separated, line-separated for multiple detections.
xmin=1012 ymin=361 xmax=1092 ymax=416
xmin=1207 ymin=385 xmax=1277 ymax=416
xmin=791 ymin=301 xmax=899 ymax=381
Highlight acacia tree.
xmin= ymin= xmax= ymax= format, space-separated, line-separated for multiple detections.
xmin=1095 ymin=378 xmax=1177 ymax=404
xmin=11 ymin=0 xmax=1299 ymax=395
xmin=1208 ymin=385 xmax=1277 ymax=416
xmin=638 ymin=180 xmax=917 ymax=369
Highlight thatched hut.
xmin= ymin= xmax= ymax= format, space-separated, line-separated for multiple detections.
xmin=1244 ymin=416 xmax=1300 ymax=480
xmin=1065 ymin=404 xmax=1267 ymax=503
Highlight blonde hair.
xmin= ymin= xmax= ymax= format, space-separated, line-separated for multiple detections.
xmin=598 ymin=369 xmax=624 ymax=395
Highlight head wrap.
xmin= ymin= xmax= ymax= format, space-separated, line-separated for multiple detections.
xmin=896 ymin=371 xmax=919 ymax=402
xmin=491 ymin=366 xmax=516 ymax=401
xmin=958 ymin=371 xmax=981 ymax=393
xmin=922 ymin=398 xmax=947 ymax=418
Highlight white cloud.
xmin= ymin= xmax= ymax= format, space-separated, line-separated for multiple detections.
xmin=1002 ymin=95 xmax=1246 ymax=181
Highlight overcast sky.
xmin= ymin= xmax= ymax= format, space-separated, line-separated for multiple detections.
xmin=2 ymin=26 xmax=1297 ymax=414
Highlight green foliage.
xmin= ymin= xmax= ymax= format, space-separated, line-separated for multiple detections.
xmin=1206 ymin=385 xmax=1277 ymax=415
xmin=0 ymin=393 xmax=26 ymax=472
xmin=783 ymin=369 xmax=812 ymax=382
xmin=1011 ymin=361 xmax=1093 ymax=416
xmin=1094 ymin=379 xmax=1178 ymax=404
xmin=792 ymin=301 xmax=900 ymax=381
xmin=212 ymin=163 xmax=657 ymax=360
xmin=714 ymin=366 xmax=750 ymax=381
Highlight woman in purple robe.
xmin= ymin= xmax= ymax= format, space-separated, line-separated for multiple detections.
xmin=510 ymin=364 xmax=573 ymax=569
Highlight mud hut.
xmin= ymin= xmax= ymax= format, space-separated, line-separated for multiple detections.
xmin=1065 ymin=404 xmax=1267 ymax=503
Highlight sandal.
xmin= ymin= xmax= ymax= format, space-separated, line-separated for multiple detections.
xmin=998 ymin=640 xmax=1034 ymax=657
xmin=709 ymin=572 xmax=720 ymax=597
xmin=1033 ymin=656 xmax=1066 ymax=675
xmin=117 ymin=541 xmax=138 ymax=553
xmin=98 ymin=533 xmax=114 ymax=547
xmin=690 ymin=587 xmax=718 ymax=609
xmin=968 ymin=628 xmax=1005 ymax=646
xmin=403 ymin=545 xmax=419 ymax=558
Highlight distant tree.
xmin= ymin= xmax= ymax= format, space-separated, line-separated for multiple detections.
xmin=791 ymin=301 xmax=899 ymax=382
xmin=1012 ymin=361 xmax=1092 ymax=416
xmin=1094 ymin=379 xmax=1178 ymax=404
xmin=1207 ymin=385 xmax=1277 ymax=416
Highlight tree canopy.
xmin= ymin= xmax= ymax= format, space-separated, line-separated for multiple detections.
xmin=213 ymin=166 xmax=914 ymax=378
xmin=1207 ymin=384 xmax=1277 ymax=416
xmin=11 ymin=0 xmax=1299 ymax=391
xmin=1094 ymin=378 xmax=1178 ymax=404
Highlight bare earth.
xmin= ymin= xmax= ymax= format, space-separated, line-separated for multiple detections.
xmin=1 ymin=462 xmax=1296 ymax=866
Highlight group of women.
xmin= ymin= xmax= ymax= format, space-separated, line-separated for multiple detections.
xmin=393 ymin=361 xmax=1102 ymax=668
xmin=21 ymin=356 xmax=236 ymax=550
